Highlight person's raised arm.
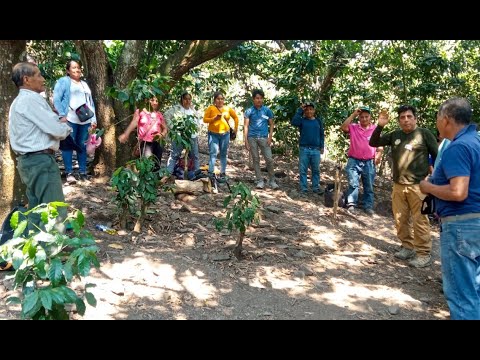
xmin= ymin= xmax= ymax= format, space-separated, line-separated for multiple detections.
xmin=369 ymin=111 xmax=392 ymax=147
xmin=291 ymin=107 xmax=304 ymax=127
xmin=341 ymin=108 xmax=361 ymax=133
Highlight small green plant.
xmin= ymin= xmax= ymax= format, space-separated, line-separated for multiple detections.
xmin=168 ymin=113 xmax=198 ymax=178
xmin=0 ymin=202 xmax=99 ymax=320
xmin=111 ymin=166 xmax=138 ymax=229
xmin=133 ymin=156 xmax=160 ymax=232
xmin=215 ymin=182 xmax=261 ymax=259
xmin=111 ymin=157 xmax=168 ymax=233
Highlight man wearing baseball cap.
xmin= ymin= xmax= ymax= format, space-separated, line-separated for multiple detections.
xmin=341 ymin=106 xmax=383 ymax=215
xmin=291 ymin=101 xmax=325 ymax=195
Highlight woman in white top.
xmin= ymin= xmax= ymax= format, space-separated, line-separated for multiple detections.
xmin=53 ymin=60 xmax=97 ymax=184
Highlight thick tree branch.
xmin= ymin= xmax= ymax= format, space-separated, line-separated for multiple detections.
xmin=158 ymin=40 xmax=245 ymax=83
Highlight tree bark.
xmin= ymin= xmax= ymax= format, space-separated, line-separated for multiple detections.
xmin=113 ymin=40 xmax=146 ymax=166
xmin=0 ymin=40 xmax=27 ymax=222
xmin=158 ymin=40 xmax=245 ymax=84
xmin=75 ymin=40 xmax=117 ymax=176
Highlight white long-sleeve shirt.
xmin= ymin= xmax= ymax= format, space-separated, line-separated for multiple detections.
xmin=9 ymin=89 xmax=72 ymax=155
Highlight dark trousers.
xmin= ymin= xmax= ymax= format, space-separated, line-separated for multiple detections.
xmin=17 ymin=153 xmax=66 ymax=230
xmin=139 ymin=141 xmax=164 ymax=170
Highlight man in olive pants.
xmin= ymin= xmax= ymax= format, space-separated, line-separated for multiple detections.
xmin=9 ymin=62 xmax=72 ymax=229
xmin=370 ymin=105 xmax=438 ymax=268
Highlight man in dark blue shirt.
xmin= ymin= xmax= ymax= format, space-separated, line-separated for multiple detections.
xmin=291 ymin=101 xmax=325 ymax=195
xmin=420 ymin=97 xmax=480 ymax=320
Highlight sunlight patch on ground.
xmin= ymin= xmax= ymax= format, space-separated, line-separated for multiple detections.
xmin=312 ymin=277 xmax=423 ymax=313
xmin=180 ymin=269 xmax=217 ymax=301
xmin=248 ymin=266 xmax=306 ymax=291
xmin=309 ymin=231 xmax=340 ymax=249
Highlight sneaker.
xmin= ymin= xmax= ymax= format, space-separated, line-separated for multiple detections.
xmin=364 ymin=208 xmax=375 ymax=216
xmin=408 ymin=254 xmax=432 ymax=268
xmin=394 ymin=247 xmax=416 ymax=260
xmin=79 ymin=173 xmax=88 ymax=182
xmin=269 ymin=180 xmax=279 ymax=190
xmin=313 ymin=187 xmax=325 ymax=195
xmin=256 ymin=180 xmax=265 ymax=189
xmin=66 ymin=173 xmax=77 ymax=184
xmin=346 ymin=206 xmax=356 ymax=214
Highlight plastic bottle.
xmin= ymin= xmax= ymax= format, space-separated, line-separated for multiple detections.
xmin=95 ymin=224 xmax=117 ymax=235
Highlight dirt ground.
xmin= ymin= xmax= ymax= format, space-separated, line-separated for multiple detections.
xmin=0 ymin=142 xmax=449 ymax=320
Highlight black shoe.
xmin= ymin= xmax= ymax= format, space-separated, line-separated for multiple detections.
xmin=79 ymin=173 xmax=88 ymax=181
xmin=217 ymin=173 xmax=228 ymax=183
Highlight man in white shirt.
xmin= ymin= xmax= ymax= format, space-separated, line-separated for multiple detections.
xmin=9 ymin=62 xmax=72 ymax=227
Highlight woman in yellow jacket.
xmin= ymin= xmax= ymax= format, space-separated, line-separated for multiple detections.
xmin=203 ymin=91 xmax=239 ymax=180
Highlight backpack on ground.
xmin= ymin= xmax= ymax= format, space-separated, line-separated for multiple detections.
xmin=324 ymin=183 xmax=346 ymax=208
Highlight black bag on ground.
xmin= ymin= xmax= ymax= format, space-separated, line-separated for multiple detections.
xmin=0 ymin=206 xmax=28 ymax=271
xmin=324 ymin=183 xmax=346 ymax=208
xmin=421 ymin=194 xmax=436 ymax=215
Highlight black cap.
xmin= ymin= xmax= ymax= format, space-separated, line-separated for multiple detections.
xmin=304 ymin=101 xmax=315 ymax=108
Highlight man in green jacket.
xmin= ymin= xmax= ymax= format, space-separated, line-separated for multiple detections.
xmin=369 ymin=105 xmax=438 ymax=268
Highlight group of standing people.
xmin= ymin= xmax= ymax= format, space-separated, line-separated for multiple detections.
xmin=7 ymin=59 xmax=479 ymax=319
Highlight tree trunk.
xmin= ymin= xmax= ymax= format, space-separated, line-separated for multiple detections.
xmin=234 ymin=231 xmax=245 ymax=259
xmin=0 ymin=40 xmax=27 ymax=222
xmin=113 ymin=40 xmax=146 ymax=167
xmin=173 ymin=178 xmax=211 ymax=194
xmin=133 ymin=201 xmax=146 ymax=233
xmin=75 ymin=40 xmax=117 ymax=177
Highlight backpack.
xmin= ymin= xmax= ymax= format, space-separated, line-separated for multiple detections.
xmin=0 ymin=206 xmax=27 ymax=271
xmin=324 ymin=183 xmax=346 ymax=208
xmin=173 ymin=157 xmax=195 ymax=180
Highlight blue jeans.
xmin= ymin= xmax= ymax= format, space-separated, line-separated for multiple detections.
xmin=208 ymin=131 xmax=229 ymax=173
xmin=61 ymin=121 xmax=90 ymax=174
xmin=299 ymin=147 xmax=320 ymax=192
xmin=167 ymin=137 xmax=200 ymax=173
xmin=440 ymin=217 xmax=480 ymax=320
xmin=345 ymin=157 xmax=375 ymax=210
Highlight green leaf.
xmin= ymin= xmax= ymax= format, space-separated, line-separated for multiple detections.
xmin=60 ymin=286 xmax=79 ymax=303
xmin=35 ymin=260 xmax=48 ymax=279
xmin=35 ymin=247 xmax=47 ymax=263
xmin=50 ymin=288 xmax=66 ymax=304
xmin=6 ymin=296 xmax=21 ymax=305
xmin=13 ymin=220 xmax=27 ymax=238
xmin=10 ymin=211 xmax=19 ymax=228
xmin=48 ymin=201 xmax=69 ymax=208
xmin=39 ymin=289 xmax=53 ymax=310
xmin=118 ymin=91 xmax=130 ymax=102
xmin=85 ymin=283 xmax=97 ymax=289
xmin=12 ymin=249 xmax=24 ymax=270
xmin=63 ymin=259 xmax=74 ymax=282
xmin=77 ymin=254 xmax=91 ymax=277
xmin=76 ymin=210 xmax=85 ymax=228
xmin=75 ymin=298 xmax=86 ymax=316
xmin=49 ymin=258 xmax=64 ymax=286
xmin=40 ymin=211 xmax=48 ymax=224
xmin=22 ymin=291 xmax=40 ymax=315
xmin=85 ymin=292 xmax=97 ymax=307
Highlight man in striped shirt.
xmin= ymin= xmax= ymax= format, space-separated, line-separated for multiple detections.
xmin=9 ymin=62 xmax=72 ymax=227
